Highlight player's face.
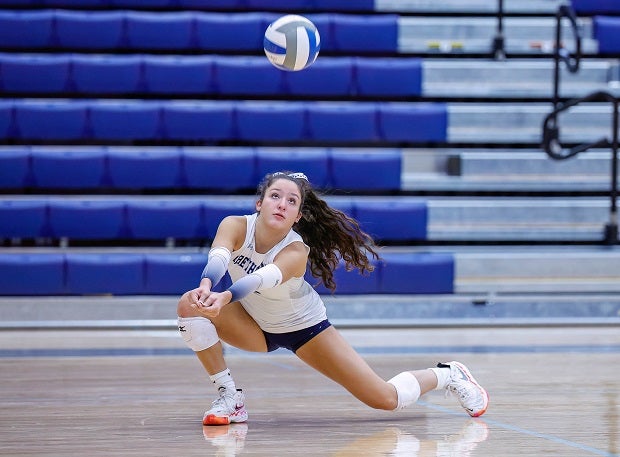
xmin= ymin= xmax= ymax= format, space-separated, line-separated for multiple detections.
xmin=257 ymin=178 xmax=302 ymax=229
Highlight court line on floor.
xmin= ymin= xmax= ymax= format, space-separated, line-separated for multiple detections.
xmin=419 ymin=401 xmax=619 ymax=457
xmin=1 ymin=343 xmax=619 ymax=358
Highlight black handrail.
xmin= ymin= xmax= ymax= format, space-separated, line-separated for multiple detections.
xmin=552 ymin=4 xmax=582 ymax=108
xmin=542 ymin=91 xmax=619 ymax=244
xmin=491 ymin=0 xmax=505 ymax=60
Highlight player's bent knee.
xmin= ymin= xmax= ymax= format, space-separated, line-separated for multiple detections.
xmin=177 ymin=316 xmax=220 ymax=352
xmin=387 ymin=372 xmax=421 ymax=410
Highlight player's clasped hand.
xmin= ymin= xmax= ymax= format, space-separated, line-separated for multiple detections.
xmin=191 ymin=290 xmax=231 ymax=319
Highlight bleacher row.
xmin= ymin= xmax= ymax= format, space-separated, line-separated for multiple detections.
xmin=0 ymin=146 xmax=401 ymax=191
xmin=0 ymin=196 xmax=428 ymax=242
xmin=0 ymin=54 xmax=423 ymax=98
xmin=0 ymin=251 xmax=453 ymax=295
xmin=2 ymin=10 xmax=620 ymax=55
xmin=0 ymin=100 xmax=447 ymax=144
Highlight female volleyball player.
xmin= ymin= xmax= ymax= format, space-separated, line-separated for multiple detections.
xmin=176 ymin=171 xmax=488 ymax=425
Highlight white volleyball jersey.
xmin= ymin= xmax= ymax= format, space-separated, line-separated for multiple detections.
xmin=228 ymin=213 xmax=327 ymax=333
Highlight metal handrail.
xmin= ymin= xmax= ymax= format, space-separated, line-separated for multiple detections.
xmin=491 ymin=0 xmax=505 ymax=60
xmin=552 ymin=4 xmax=582 ymax=108
xmin=542 ymin=91 xmax=619 ymax=244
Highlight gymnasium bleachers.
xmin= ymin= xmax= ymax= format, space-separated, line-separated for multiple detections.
xmin=1 ymin=0 xmax=620 ymax=326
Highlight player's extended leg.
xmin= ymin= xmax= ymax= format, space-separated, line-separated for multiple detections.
xmin=294 ymin=326 xmax=435 ymax=411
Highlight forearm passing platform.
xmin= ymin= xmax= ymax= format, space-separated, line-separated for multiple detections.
xmin=201 ymin=246 xmax=231 ymax=287
xmin=228 ymin=263 xmax=283 ymax=302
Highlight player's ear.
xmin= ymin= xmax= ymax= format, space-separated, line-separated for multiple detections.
xmin=256 ymin=199 xmax=262 ymax=213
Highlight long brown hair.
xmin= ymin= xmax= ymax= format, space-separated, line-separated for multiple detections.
xmin=257 ymin=171 xmax=381 ymax=292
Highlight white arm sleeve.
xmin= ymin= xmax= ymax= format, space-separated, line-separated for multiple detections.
xmin=200 ymin=246 xmax=231 ymax=287
xmin=228 ymin=263 xmax=283 ymax=302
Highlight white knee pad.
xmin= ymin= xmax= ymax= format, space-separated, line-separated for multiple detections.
xmin=388 ymin=372 xmax=421 ymax=411
xmin=177 ymin=316 xmax=219 ymax=352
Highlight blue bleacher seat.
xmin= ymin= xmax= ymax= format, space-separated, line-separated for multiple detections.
xmin=178 ymin=0 xmax=243 ymax=8
xmin=0 ymin=147 xmax=30 ymax=188
xmin=305 ymin=14 xmax=332 ymax=51
xmin=330 ymin=149 xmax=401 ymax=191
xmin=307 ymin=103 xmax=377 ymax=142
xmin=593 ymin=16 xmax=620 ymax=54
xmin=107 ymin=147 xmax=182 ymax=189
xmin=54 ymin=11 xmax=126 ymax=50
xmin=202 ymin=198 xmax=255 ymax=239
xmin=283 ymin=59 xmax=355 ymax=97
xmin=380 ymin=252 xmax=454 ymax=294
xmin=324 ymin=196 xmax=356 ymax=217
xmin=89 ymin=102 xmax=162 ymax=141
xmin=46 ymin=0 xmax=109 ymax=5
xmin=14 ymin=101 xmax=88 ymax=141
xmin=125 ymin=11 xmax=195 ymax=50
xmin=0 ymin=200 xmax=47 ymax=239
xmin=379 ymin=103 xmax=448 ymax=143
xmin=0 ymin=254 xmax=65 ymax=295
xmin=256 ymin=148 xmax=330 ymax=187
xmin=109 ymin=0 xmax=177 ymax=7
xmin=65 ymin=253 xmax=144 ymax=295
xmin=30 ymin=147 xmax=106 ymax=189
xmin=571 ymin=0 xmax=620 ymax=14
xmin=144 ymin=253 xmax=208 ymax=295
xmin=48 ymin=200 xmax=127 ymax=240
xmin=0 ymin=101 xmax=13 ymax=140
xmin=0 ymin=11 xmax=54 ymax=49
xmin=213 ymin=57 xmax=284 ymax=96
xmin=331 ymin=15 xmax=398 ymax=53
xmin=314 ymin=0 xmax=373 ymax=11
xmin=354 ymin=198 xmax=428 ymax=241
xmin=126 ymin=199 xmax=203 ymax=240
xmin=307 ymin=259 xmax=381 ymax=295
xmin=162 ymin=102 xmax=234 ymax=142
xmin=0 ymin=54 xmax=70 ymax=94
xmin=143 ymin=56 xmax=214 ymax=95
xmin=69 ymin=55 xmax=143 ymax=94
xmin=182 ymin=147 xmax=256 ymax=191
xmin=245 ymin=0 xmax=313 ymax=9
xmin=355 ymin=58 xmax=423 ymax=97
xmin=236 ymin=102 xmax=306 ymax=142
xmin=195 ymin=12 xmax=274 ymax=52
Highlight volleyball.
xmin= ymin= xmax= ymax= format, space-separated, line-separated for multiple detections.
xmin=263 ymin=15 xmax=321 ymax=72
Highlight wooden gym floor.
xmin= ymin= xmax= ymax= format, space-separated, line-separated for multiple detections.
xmin=1 ymin=326 xmax=619 ymax=457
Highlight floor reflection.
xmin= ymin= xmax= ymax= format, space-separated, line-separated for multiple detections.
xmin=202 ymin=419 xmax=489 ymax=457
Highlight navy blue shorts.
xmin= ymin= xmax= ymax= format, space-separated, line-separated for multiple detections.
xmin=263 ymin=319 xmax=331 ymax=353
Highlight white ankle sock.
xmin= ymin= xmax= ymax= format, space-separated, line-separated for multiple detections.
xmin=430 ymin=367 xmax=451 ymax=390
xmin=209 ymin=369 xmax=236 ymax=392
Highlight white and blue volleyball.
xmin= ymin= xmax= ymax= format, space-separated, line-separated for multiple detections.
xmin=263 ymin=15 xmax=321 ymax=72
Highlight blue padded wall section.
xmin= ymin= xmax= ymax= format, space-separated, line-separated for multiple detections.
xmin=593 ymin=16 xmax=620 ymax=54
xmin=331 ymin=15 xmax=398 ymax=53
xmin=162 ymin=102 xmax=234 ymax=142
xmin=379 ymin=103 xmax=448 ymax=143
xmin=236 ymin=102 xmax=306 ymax=142
xmin=571 ymin=0 xmax=620 ymax=14
xmin=0 ymin=254 xmax=65 ymax=295
xmin=182 ymin=148 xmax=256 ymax=191
xmin=0 ymin=11 xmax=54 ymax=49
xmin=380 ymin=252 xmax=454 ymax=294
xmin=126 ymin=199 xmax=203 ymax=240
xmin=54 ymin=11 xmax=126 ymax=50
xmin=107 ymin=147 xmax=181 ymax=189
xmin=70 ymin=55 xmax=143 ymax=94
xmin=307 ymin=103 xmax=377 ymax=142
xmin=48 ymin=200 xmax=126 ymax=240
xmin=31 ymin=147 xmax=106 ymax=189
xmin=125 ymin=11 xmax=195 ymax=50
xmin=0 ymin=147 xmax=30 ymax=188
xmin=89 ymin=102 xmax=162 ymax=141
xmin=330 ymin=149 xmax=401 ymax=191
xmin=256 ymin=148 xmax=330 ymax=188
xmin=66 ymin=253 xmax=144 ymax=295
xmin=0 ymin=200 xmax=47 ymax=239
xmin=214 ymin=57 xmax=284 ymax=96
xmin=143 ymin=56 xmax=214 ymax=95
xmin=354 ymin=198 xmax=428 ymax=241
xmin=0 ymin=54 xmax=69 ymax=93
xmin=14 ymin=101 xmax=87 ymax=141
xmin=144 ymin=253 xmax=207 ymax=294
xmin=355 ymin=58 xmax=422 ymax=97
